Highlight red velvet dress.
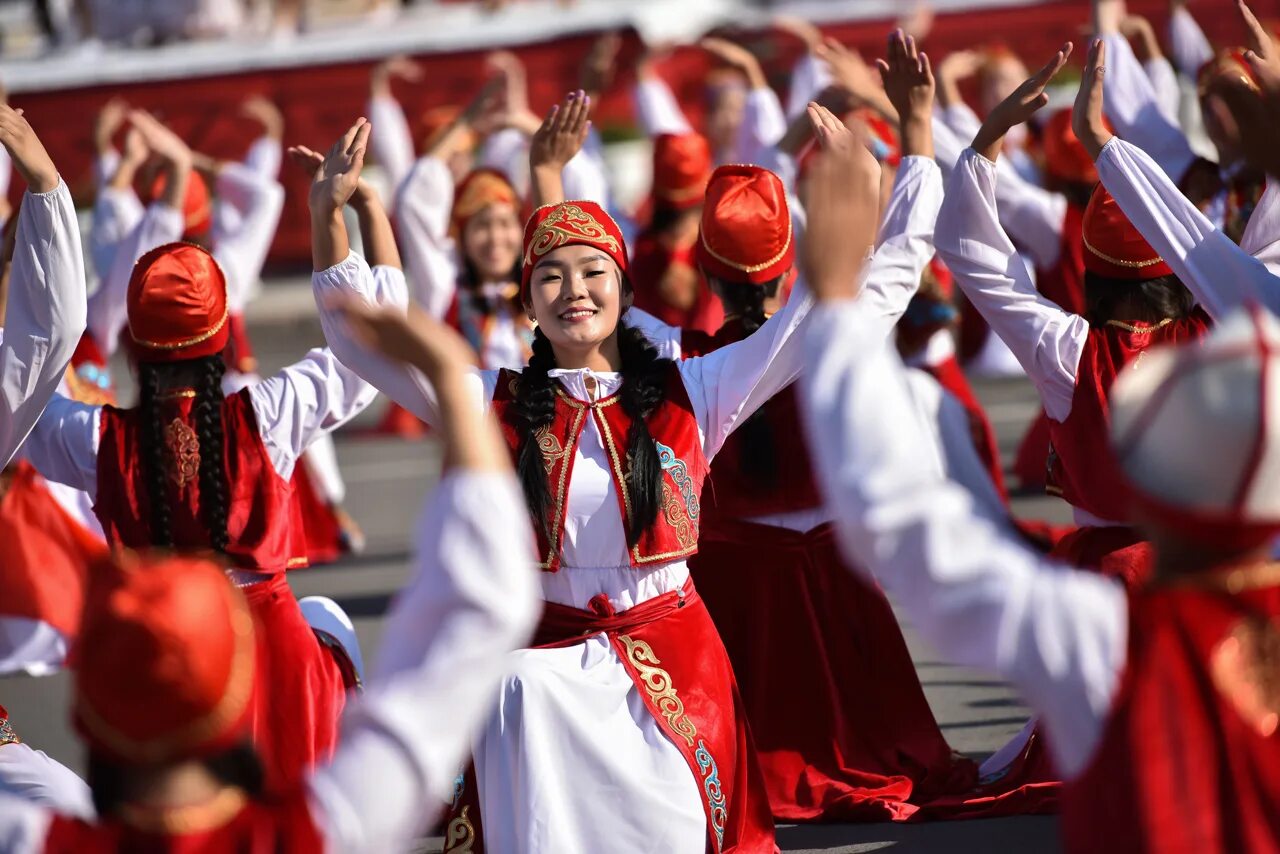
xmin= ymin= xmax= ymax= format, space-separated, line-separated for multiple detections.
xmin=93 ymin=390 xmax=348 ymax=793
xmin=1061 ymin=571 xmax=1280 ymax=853
xmin=682 ymin=321 xmax=1055 ymax=822
xmin=1047 ymin=312 xmax=1211 ymax=588
xmin=43 ymin=788 xmax=324 ymax=853
xmin=445 ymin=363 xmax=775 ymax=852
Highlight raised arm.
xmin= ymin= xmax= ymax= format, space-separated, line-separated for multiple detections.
xmin=798 ymin=299 xmax=1126 ymax=780
xmin=0 ymin=108 xmax=89 ymax=467
xmin=1168 ymin=1 xmax=1215 ymax=78
xmin=240 ymin=96 xmax=285 ymax=180
xmin=307 ymin=319 xmax=537 ymax=853
xmin=682 ymin=103 xmax=878 ymax=459
xmin=633 ymin=53 xmax=695 ymax=137
xmin=89 ymin=105 xmax=145 ymax=281
xmin=209 ymin=162 xmax=285 ymax=314
xmin=700 ymin=38 xmax=787 ymax=166
xmin=367 ymin=57 xmax=422 ymax=199
xmin=529 ymin=90 xmax=592 ymax=209
xmin=1076 ymin=39 xmax=1280 ymax=318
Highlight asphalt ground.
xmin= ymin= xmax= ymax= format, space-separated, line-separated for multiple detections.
xmin=1 ymin=301 xmax=1072 ymax=852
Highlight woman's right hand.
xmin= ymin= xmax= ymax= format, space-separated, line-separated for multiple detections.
xmin=309 ymin=118 xmax=371 ymax=214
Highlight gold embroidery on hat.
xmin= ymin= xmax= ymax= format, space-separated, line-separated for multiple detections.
xmin=1211 ymin=615 xmax=1280 ymax=738
xmin=164 ymin=418 xmax=201 ymax=489
xmin=1104 ymin=318 xmax=1176 ymax=334
xmin=524 ymin=203 xmax=620 ymax=265
xmin=1082 ymin=236 xmax=1165 ymax=269
xmin=700 ymin=216 xmax=793 ymax=274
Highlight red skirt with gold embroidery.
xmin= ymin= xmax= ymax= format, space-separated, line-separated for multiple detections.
xmin=444 ymin=578 xmax=776 ymax=853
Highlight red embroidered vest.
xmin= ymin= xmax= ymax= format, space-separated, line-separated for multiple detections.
xmin=94 ymin=389 xmax=310 ymax=572
xmin=1062 ymin=572 xmax=1280 ymax=853
xmin=491 ymin=363 xmax=707 ymax=572
xmin=44 ymin=788 xmax=325 ymax=853
xmin=1035 ymin=201 xmax=1087 ymax=316
xmin=680 ymin=320 xmax=822 ymax=517
xmin=1047 ymin=310 xmax=1211 ymax=522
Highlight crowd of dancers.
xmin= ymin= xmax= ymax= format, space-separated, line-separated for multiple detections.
xmin=0 ymin=0 xmax=1278 ymax=850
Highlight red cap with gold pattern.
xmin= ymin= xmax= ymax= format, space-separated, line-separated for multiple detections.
xmin=696 ymin=164 xmax=793 ymax=285
xmin=1081 ymin=184 xmax=1174 ymax=281
xmin=450 ymin=168 xmax=520 ymax=239
xmin=1197 ymin=47 xmax=1261 ymax=98
xmin=73 ymin=551 xmax=255 ymax=765
xmin=653 ymin=133 xmax=713 ymax=210
xmin=521 ymin=201 xmax=628 ymax=304
xmin=147 ymin=170 xmax=212 ymax=240
xmin=127 ymin=242 xmax=230 ymax=362
xmin=1042 ymin=107 xmax=1103 ymax=185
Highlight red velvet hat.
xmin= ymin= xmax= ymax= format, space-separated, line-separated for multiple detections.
xmin=73 ymin=551 xmax=255 ymax=765
xmin=147 ymin=170 xmax=212 ymax=240
xmin=127 ymin=242 xmax=230 ymax=362
xmin=653 ymin=133 xmax=713 ymax=210
xmin=1197 ymin=47 xmax=1261 ymax=98
xmin=1081 ymin=184 xmax=1174 ymax=280
xmin=450 ymin=168 xmax=520 ymax=239
xmin=696 ymin=165 xmax=793 ymax=285
xmin=1042 ymin=108 xmax=1103 ymax=185
xmin=521 ymin=201 xmax=628 ymax=304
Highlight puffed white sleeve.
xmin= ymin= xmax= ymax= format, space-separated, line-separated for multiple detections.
xmin=211 ymin=164 xmax=285 ymax=314
xmin=393 ymin=156 xmax=460 ymax=318
xmin=0 ymin=794 xmax=50 ymax=854
xmin=934 ymin=149 xmax=1087 ymax=422
xmin=624 ymin=306 xmax=684 ymax=360
xmin=244 ymin=135 xmax=283 ymax=181
xmin=367 ymin=94 xmax=417 ymax=206
xmin=786 ymin=52 xmax=833 ymax=120
xmin=248 ymin=345 xmax=380 ymax=481
xmin=88 ymin=185 xmax=144 ymax=283
xmin=1144 ymin=57 xmax=1182 ymax=126
xmin=0 ymin=182 xmax=89 ymax=468
xmin=633 ymin=76 xmax=695 ymax=137
xmin=678 ymin=274 xmax=813 ymax=461
xmin=91 ymin=202 xmax=185 ymax=356
xmin=21 ymin=394 xmax=101 ymax=497
xmin=1241 ymin=179 xmax=1280 ymax=278
xmin=311 ymin=254 xmax=492 ymax=426
xmin=940 ymin=102 xmax=983 ymax=141
xmin=800 ymin=300 xmax=1128 ymax=779
xmin=735 ymin=85 xmax=787 ymax=167
xmin=1168 ymin=5 xmax=1215 ymax=79
xmin=1095 ymin=136 xmax=1280 ymax=319
xmin=0 ymin=743 xmax=93 ymax=817
xmin=989 ymin=154 xmax=1069 ymax=271
xmin=561 ymin=130 xmax=613 ymax=209
xmin=853 ymin=155 xmax=944 ymax=341
xmin=930 ymin=112 xmax=966 ymax=181
xmin=307 ymin=470 xmax=539 ymax=854
xmin=1100 ymin=32 xmax=1197 ymax=184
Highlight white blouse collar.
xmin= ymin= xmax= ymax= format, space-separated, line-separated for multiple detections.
xmin=547 ymin=368 xmax=623 ymax=403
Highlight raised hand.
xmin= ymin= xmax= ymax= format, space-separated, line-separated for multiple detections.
xmin=290 ymin=142 xmax=375 ymax=204
xmin=972 ymin=41 xmax=1073 ymax=161
xmin=936 ymin=49 xmax=982 ymax=107
xmin=95 ymin=97 xmax=129 ymax=154
xmin=309 ymin=118 xmax=371 ymax=213
xmin=1207 ymin=6 xmax=1280 ymax=180
xmin=801 ymin=102 xmax=881 ymax=301
xmin=1072 ymin=39 xmax=1113 ymax=159
xmin=241 ymin=96 xmax=284 ymax=140
xmin=530 ymin=90 xmax=591 ymax=171
xmin=580 ymin=31 xmax=623 ymax=98
xmin=699 ymin=37 xmax=767 ymax=89
xmin=0 ymin=106 xmax=57 ymax=193
xmin=773 ymin=15 xmax=824 ymax=50
xmin=875 ymin=29 xmax=935 ymax=157
xmin=1119 ymin=14 xmax=1163 ymax=61
xmin=1239 ymin=0 xmax=1280 ymax=76
xmin=371 ymin=55 xmax=424 ymax=98
xmin=127 ymin=109 xmax=192 ymax=168
xmin=815 ymin=37 xmax=896 ymax=118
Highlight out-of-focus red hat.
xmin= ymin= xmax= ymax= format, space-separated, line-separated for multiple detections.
xmin=521 ymin=200 xmax=628 ymax=304
xmin=1042 ymin=108 xmax=1105 ymax=185
xmin=653 ymin=133 xmax=713 ymax=210
xmin=126 ymin=242 xmax=230 ymax=362
xmin=73 ymin=551 xmax=255 ymax=765
xmin=1197 ymin=47 xmax=1261 ymax=98
xmin=696 ymin=164 xmax=793 ymax=285
xmin=147 ymin=170 xmax=212 ymax=241
xmin=450 ymin=168 xmax=520 ymax=239
xmin=1082 ymin=184 xmax=1174 ymax=280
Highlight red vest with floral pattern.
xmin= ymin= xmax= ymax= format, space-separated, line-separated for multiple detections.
xmin=491 ymin=363 xmax=707 ymax=572
xmin=94 ymin=389 xmax=310 ymax=572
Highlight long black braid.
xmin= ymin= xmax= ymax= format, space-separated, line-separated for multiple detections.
xmin=137 ymin=355 xmax=230 ymax=553
xmin=513 ymin=321 xmax=670 ymax=547
xmin=717 ymin=277 xmax=782 ymax=487
xmin=137 ymin=363 xmax=172 ymax=548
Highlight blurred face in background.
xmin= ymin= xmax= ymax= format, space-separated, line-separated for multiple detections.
xmin=463 ymin=202 xmax=523 ymax=283
xmin=979 ymin=52 xmax=1029 ymax=116
xmin=705 ymin=75 xmax=747 ymax=157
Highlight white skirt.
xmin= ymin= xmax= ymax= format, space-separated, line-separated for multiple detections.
xmin=472 ymin=562 xmax=707 ymax=854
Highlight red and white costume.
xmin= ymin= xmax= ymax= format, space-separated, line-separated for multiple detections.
xmin=21 ymin=244 xmax=377 ymax=793
xmin=313 ymin=195 xmax=803 ymax=851
xmin=801 ymin=297 xmax=1280 ymax=853
xmin=0 ymin=469 xmax=539 ymax=853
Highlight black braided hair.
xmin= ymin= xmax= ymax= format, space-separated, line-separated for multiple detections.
xmin=1083 ymin=271 xmax=1194 ymax=328
xmin=137 ymin=363 xmax=173 ymax=548
xmin=193 ymin=356 xmax=230 ymax=553
xmin=714 ymin=276 xmax=783 ymax=487
xmin=136 ymin=355 xmax=230 ymax=553
xmin=512 ymin=322 xmax=670 ymax=548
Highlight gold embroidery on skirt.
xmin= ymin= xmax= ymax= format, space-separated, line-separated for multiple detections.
xmin=443 ymin=806 xmax=476 ymax=853
xmin=619 ymin=635 xmax=697 ymax=747
xmin=1211 ymin=615 xmax=1280 ymax=737
xmin=164 ymin=418 xmax=201 ymax=488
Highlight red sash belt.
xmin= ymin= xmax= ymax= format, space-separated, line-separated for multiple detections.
xmin=532 ymin=577 xmax=697 ymax=648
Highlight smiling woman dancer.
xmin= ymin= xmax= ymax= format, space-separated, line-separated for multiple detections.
xmin=309 ymin=101 xmax=879 ymax=853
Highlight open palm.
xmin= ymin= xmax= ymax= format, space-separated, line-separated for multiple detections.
xmin=310 ymin=118 xmax=371 ymax=213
